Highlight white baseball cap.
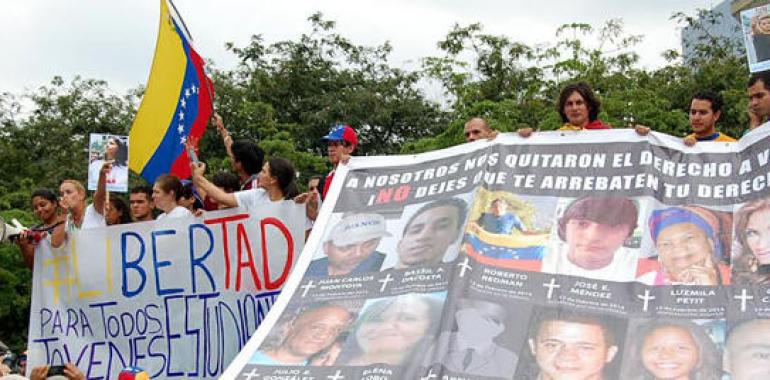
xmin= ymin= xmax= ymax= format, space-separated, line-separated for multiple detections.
xmin=327 ymin=214 xmax=392 ymax=246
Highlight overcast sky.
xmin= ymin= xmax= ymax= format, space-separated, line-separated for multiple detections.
xmin=1 ymin=0 xmax=719 ymax=98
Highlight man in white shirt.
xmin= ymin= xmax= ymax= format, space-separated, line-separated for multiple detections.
xmin=541 ymin=197 xmax=638 ymax=282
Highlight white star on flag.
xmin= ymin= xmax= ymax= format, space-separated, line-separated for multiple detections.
xmin=185 ymin=88 xmax=190 ymax=98
xmin=191 ymin=84 xmax=198 ymax=94
xmin=180 ymin=136 xmax=187 ymax=145
xmin=180 ymin=98 xmax=186 ymax=108
xmin=177 ymin=124 xmax=184 ymax=134
xmin=179 ymin=111 xmax=184 ymax=121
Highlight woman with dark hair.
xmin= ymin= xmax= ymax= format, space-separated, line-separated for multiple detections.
xmin=88 ymin=136 xmax=129 ymax=190
xmin=105 ymin=196 xmax=132 ymax=225
xmin=191 ymin=157 xmax=317 ymax=221
xmin=622 ymin=319 xmax=721 ymax=380
xmin=153 ymin=174 xmax=192 ymax=220
xmin=734 ymin=196 xmax=770 ymax=284
xmin=16 ymin=188 xmax=65 ymax=268
xmin=334 ymin=293 xmax=444 ymax=368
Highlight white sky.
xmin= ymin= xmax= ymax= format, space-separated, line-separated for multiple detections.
xmin=0 ymin=0 xmax=719 ymax=98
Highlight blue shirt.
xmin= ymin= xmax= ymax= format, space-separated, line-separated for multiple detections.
xmin=477 ymin=213 xmax=523 ymax=234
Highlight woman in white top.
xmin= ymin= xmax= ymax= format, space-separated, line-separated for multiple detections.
xmin=153 ymin=174 xmax=193 ymax=220
xmin=51 ymin=162 xmax=109 ymax=248
xmin=192 ymin=157 xmax=318 ymax=220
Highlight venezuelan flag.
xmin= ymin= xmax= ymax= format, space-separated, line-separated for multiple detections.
xmin=129 ymin=0 xmax=212 ymax=183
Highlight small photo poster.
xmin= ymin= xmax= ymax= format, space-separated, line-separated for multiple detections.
xmin=741 ymin=4 xmax=770 ymax=73
xmin=87 ymin=133 xmax=129 ymax=192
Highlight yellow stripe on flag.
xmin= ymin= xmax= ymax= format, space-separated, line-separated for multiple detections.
xmin=129 ymin=0 xmax=188 ymax=174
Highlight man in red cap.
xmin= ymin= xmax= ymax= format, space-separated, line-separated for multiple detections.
xmin=321 ymin=124 xmax=358 ymax=199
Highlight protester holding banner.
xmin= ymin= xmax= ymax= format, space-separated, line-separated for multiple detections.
xmin=622 ymin=319 xmax=721 ymax=380
xmin=517 ymin=81 xmax=650 ymax=137
xmin=307 ymin=213 xmax=391 ymax=277
xmin=541 ymin=196 xmax=640 ymax=282
xmin=128 ymin=185 xmax=154 ymax=222
xmin=321 ymin=124 xmax=357 ymax=200
xmin=152 ymin=174 xmax=192 ymax=220
xmin=51 ymin=163 xmax=108 ymax=247
xmin=203 ymin=170 xmax=240 ymax=210
xmin=178 ymin=180 xmax=204 ymax=213
xmin=335 ymin=293 xmax=444 ymax=367
xmin=192 ymin=157 xmax=318 ymax=223
xmin=214 ymin=113 xmax=267 ymax=191
xmin=734 ymin=196 xmax=770 ymax=284
xmin=640 ymin=206 xmax=730 ymax=286
xmin=463 ymin=117 xmax=497 ymax=142
xmin=684 ymin=90 xmax=736 ymax=146
xmin=212 ymin=114 xmax=266 ymax=191
xmin=15 ymin=189 xmax=64 ymax=269
xmin=748 ymin=70 xmax=770 ymax=130
xmin=724 ymin=319 xmax=770 ymax=380
xmin=104 ymin=196 xmax=131 ymax=225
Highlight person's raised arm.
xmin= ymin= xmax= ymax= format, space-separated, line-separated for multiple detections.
xmin=93 ymin=161 xmax=110 ymax=215
xmin=213 ymin=113 xmax=235 ymax=162
xmin=191 ymin=162 xmax=238 ymax=208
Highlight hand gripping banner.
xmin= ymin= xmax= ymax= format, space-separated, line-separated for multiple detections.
xmin=224 ymin=128 xmax=770 ymax=380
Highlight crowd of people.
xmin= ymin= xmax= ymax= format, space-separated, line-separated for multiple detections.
xmin=4 ymin=67 xmax=770 ymax=379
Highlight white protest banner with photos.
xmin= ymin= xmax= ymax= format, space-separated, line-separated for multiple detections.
xmin=27 ymin=205 xmax=305 ymax=379
xmin=223 ymin=128 xmax=770 ymax=380
xmin=87 ymin=133 xmax=130 ymax=192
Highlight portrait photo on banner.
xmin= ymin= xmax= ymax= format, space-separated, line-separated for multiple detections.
xmin=462 ymin=187 xmax=557 ymax=272
xmin=375 ymin=191 xmax=474 ymax=271
xmin=332 ymin=291 xmax=447 ymax=370
xmin=636 ymin=201 xmax=733 ymax=286
xmin=87 ymin=133 xmax=129 ymax=192
xmin=732 ymin=195 xmax=770 ymax=285
xmin=514 ymin=306 xmax=628 ymax=380
xmin=619 ymin=317 xmax=725 ymax=380
xmin=742 ymin=4 xmax=770 ymax=73
xmin=421 ymin=295 xmax=533 ymax=378
xmin=248 ymin=299 xmax=364 ymax=367
xmin=539 ymin=196 xmax=651 ymax=283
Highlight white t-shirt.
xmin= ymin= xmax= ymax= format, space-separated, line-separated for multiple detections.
xmin=541 ymin=240 xmax=638 ymax=282
xmin=234 ymin=188 xmax=272 ymax=211
xmin=234 ymin=188 xmax=314 ymax=229
xmin=65 ymin=204 xmax=106 ymax=232
xmin=156 ymin=206 xmax=192 ymax=220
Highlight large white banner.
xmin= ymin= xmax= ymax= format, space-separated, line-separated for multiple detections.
xmin=27 ymin=204 xmax=305 ymax=379
xmin=223 ymin=128 xmax=770 ymax=380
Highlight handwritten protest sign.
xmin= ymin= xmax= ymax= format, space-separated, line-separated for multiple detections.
xmin=224 ymin=129 xmax=770 ymax=380
xmin=27 ymin=204 xmax=305 ymax=379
